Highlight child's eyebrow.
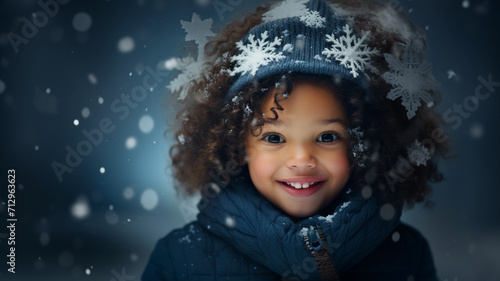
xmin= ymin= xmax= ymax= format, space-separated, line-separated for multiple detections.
xmin=320 ymin=118 xmax=348 ymax=128
xmin=263 ymin=118 xmax=348 ymax=128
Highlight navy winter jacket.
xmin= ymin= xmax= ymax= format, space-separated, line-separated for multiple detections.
xmin=143 ymin=180 xmax=438 ymax=280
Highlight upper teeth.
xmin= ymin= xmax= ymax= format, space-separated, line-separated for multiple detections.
xmin=284 ymin=182 xmax=319 ymax=189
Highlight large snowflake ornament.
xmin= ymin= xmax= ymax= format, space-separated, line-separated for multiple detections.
xmin=230 ymin=31 xmax=285 ymax=76
xmin=300 ymin=10 xmax=326 ymax=28
xmin=167 ymin=13 xmax=215 ymax=100
xmin=407 ymin=140 xmax=431 ymax=166
xmin=382 ymin=46 xmax=438 ymax=119
xmin=322 ymin=24 xmax=379 ymax=78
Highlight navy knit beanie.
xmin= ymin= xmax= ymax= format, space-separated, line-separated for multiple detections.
xmin=226 ymin=0 xmax=379 ymax=99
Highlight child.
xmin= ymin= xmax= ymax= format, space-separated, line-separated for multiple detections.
xmin=143 ymin=0 xmax=450 ymax=280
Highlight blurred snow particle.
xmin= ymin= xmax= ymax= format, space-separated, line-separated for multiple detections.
xmin=164 ymin=58 xmax=178 ymax=70
xmin=59 ymin=250 xmax=74 ymax=267
xmin=425 ymin=25 xmax=429 ymax=31
xmin=85 ymin=268 xmax=91 ymax=275
xmin=178 ymin=134 xmax=186 ymax=144
xmin=225 ymin=216 xmax=236 ymax=228
xmin=34 ymin=257 xmax=45 ymax=270
xmin=462 ymin=0 xmax=470 ymax=9
xmin=125 ymin=136 xmax=137 ymax=149
xmin=470 ymin=123 xmax=484 ymax=139
xmin=73 ymin=119 xmax=80 ymax=126
xmin=391 ymin=231 xmax=400 ymax=242
xmin=73 ymin=12 xmax=92 ymax=32
xmin=0 ymin=79 xmax=5 ymax=94
xmin=380 ymin=203 xmax=396 ymax=221
xmin=109 ymin=204 xmax=114 ymax=211
xmin=123 ymin=187 xmax=135 ymax=199
xmin=135 ymin=63 xmax=144 ymax=75
xmin=130 ymin=253 xmax=138 ymax=262
xmin=118 ymin=36 xmax=136 ymax=53
xmin=196 ymin=0 xmax=211 ymax=6
xmin=361 ymin=185 xmax=372 ymax=199
xmin=34 ymin=88 xmax=59 ymax=114
xmin=447 ymin=70 xmax=457 ymax=79
xmin=35 ymin=145 xmax=39 ymax=151
xmin=475 ymin=1 xmax=489 ymax=14
xmin=98 ymin=96 xmax=104 ymax=104
xmin=71 ymin=196 xmax=90 ymax=219
xmin=139 ymin=115 xmax=154 ymax=133
xmin=88 ymin=73 xmax=98 ymax=85
xmin=140 ymin=189 xmax=159 ymax=210
xmin=407 ymin=276 xmax=415 ymax=281
xmin=99 ymin=167 xmax=105 ymax=174
xmin=105 ymin=210 xmax=119 ymax=225
xmin=81 ymin=107 xmax=90 ymax=118
xmin=40 ymin=232 xmax=50 ymax=246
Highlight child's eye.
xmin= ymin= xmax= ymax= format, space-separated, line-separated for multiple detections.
xmin=262 ymin=134 xmax=285 ymax=143
xmin=317 ymin=132 xmax=339 ymax=143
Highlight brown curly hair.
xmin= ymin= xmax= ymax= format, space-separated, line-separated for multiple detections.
xmin=167 ymin=0 xmax=452 ymax=207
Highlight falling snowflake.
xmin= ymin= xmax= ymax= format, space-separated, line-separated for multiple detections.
xmin=382 ymin=46 xmax=438 ymax=119
xmin=167 ymin=13 xmax=215 ymax=100
xmin=348 ymin=127 xmax=368 ymax=167
xmin=230 ymin=31 xmax=285 ymax=76
xmin=322 ymin=24 xmax=379 ymax=78
xmin=407 ymin=140 xmax=431 ymax=166
xmin=300 ymin=10 xmax=326 ymax=28
xmin=262 ymin=0 xmax=310 ymax=22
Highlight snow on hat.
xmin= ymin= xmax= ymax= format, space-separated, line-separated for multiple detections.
xmin=225 ymin=0 xmax=379 ymax=99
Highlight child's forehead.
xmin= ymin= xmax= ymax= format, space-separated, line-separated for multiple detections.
xmin=259 ymin=81 xmax=348 ymax=121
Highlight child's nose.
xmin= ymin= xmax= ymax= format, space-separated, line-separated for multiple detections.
xmin=285 ymin=144 xmax=317 ymax=170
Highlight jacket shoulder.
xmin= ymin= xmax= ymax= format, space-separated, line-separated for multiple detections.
xmin=142 ymin=221 xmax=277 ymax=281
xmin=341 ymin=222 xmax=438 ymax=281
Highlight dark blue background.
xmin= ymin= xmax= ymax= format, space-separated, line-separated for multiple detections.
xmin=0 ymin=0 xmax=499 ymax=280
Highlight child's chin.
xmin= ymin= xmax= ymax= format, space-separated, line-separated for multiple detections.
xmin=282 ymin=206 xmax=319 ymax=219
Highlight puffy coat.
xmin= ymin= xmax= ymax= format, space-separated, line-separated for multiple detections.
xmin=142 ymin=180 xmax=438 ymax=281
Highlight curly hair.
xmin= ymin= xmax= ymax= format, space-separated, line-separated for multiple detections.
xmin=167 ymin=0 xmax=452 ymax=207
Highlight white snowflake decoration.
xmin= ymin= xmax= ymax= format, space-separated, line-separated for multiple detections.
xmin=322 ymin=24 xmax=379 ymax=78
xmin=382 ymin=46 xmax=438 ymax=119
xmin=167 ymin=13 xmax=215 ymax=100
xmin=407 ymin=140 xmax=431 ymax=166
xmin=230 ymin=31 xmax=285 ymax=76
xmin=167 ymin=56 xmax=205 ymax=100
xmin=300 ymin=10 xmax=326 ymax=28
xmin=262 ymin=0 xmax=310 ymax=22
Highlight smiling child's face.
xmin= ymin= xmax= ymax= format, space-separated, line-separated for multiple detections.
xmin=245 ymin=81 xmax=351 ymax=218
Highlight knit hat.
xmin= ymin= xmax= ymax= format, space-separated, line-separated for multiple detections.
xmin=225 ymin=0 xmax=379 ymax=99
